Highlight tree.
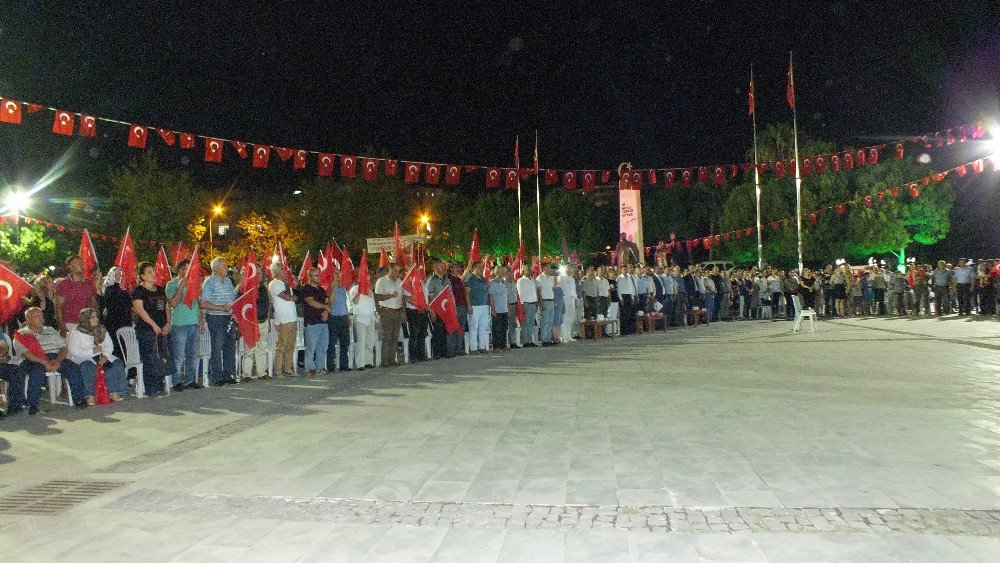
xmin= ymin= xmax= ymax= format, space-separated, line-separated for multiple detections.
xmin=108 ymin=153 xmax=208 ymax=244
xmin=0 ymin=223 xmax=58 ymax=274
xmin=219 ymin=210 xmax=305 ymax=266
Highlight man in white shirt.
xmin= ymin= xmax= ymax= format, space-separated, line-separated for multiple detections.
xmin=617 ymin=268 xmax=637 ymax=335
xmin=268 ymin=262 xmax=298 ymax=377
xmin=557 ymin=266 xmax=578 ymax=341
xmin=516 ymin=265 xmax=540 ymax=347
xmin=348 ymin=282 xmax=376 ymax=370
xmin=536 ymin=264 xmax=557 ymax=346
xmin=374 ymin=264 xmax=404 ymax=367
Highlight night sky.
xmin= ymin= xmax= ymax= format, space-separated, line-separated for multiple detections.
xmin=3 ymin=2 xmax=996 ymax=171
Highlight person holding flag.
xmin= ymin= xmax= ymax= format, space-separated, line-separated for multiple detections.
xmin=298 ymin=267 xmax=330 ymax=376
xmin=240 ymin=257 xmax=273 ymax=380
xmin=349 ymin=252 xmax=376 ymax=370
xmin=401 ymin=263 xmax=430 ymax=363
xmin=464 ymin=261 xmax=490 ymax=354
xmin=200 ymin=257 xmax=238 ymax=385
xmin=374 ymin=262 xmax=404 ymax=368
xmin=100 ymin=266 xmax=134 ymax=359
xmin=269 ymin=261 xmax=299 ymax=377
xmin=327 ymin=267 xmax=352 ymax=372
xmin=425 ymin=259 xmax=453 ymax=359
xmin=166 ymin=259 xmax=204 ymax=390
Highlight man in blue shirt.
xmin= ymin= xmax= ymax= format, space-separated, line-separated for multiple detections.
xmin=327 ymin=268 xmax=351 ymax=371
xmin=199 ymin=257 xmax=237 ymax=385
xmin=954 ymin=258 xmax=975 ymax=316
xmin=932 ymin=261 xmax=951 ymax=315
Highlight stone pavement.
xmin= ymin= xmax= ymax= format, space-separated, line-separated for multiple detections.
xmin=1 ymin=316 xmax=999 ymax=561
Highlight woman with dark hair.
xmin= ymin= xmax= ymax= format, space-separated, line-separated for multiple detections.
xmin=131 ymin=262 xmax=170 ymax=397
xmin=68 ymin=307 xmax=128 ymax=404
xmin=101 ymin=266 xmax=134 ymax=359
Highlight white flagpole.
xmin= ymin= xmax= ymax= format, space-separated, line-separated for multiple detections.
xmin=751 ymin=66 xmax=763 ymax=270
xmin=516 ymin=136 xmax=523 ymax=245
xmin=790 ymin=52 xmax=804 ymax=274
xmin=535 ymin=131 xmax=542 ymax=259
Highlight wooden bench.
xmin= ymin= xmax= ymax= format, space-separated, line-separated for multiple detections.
xmin=644 ymin=313 xmax=668 ymax=333
xmin=579 ymin=319 xmax=617 ymax=342
xmin=685 ymin=309 xmax=708 ymax=327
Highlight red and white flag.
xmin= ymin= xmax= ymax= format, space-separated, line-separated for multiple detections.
xmin=232 ymin=287 xmax=260 ymax=349
xmin=385 ymin=160 xmax=399 ymax=176
xmin=401 ymin=265 xmax=427 ymax=312
xmin=297 ymin=250 xmax=312 ymax=286
xmin=341 ymin=155 xmax=357 ymax=178
xmin=78 ymin=229 xmax=99 ymax=280
xmin=253 ymin=145 xmax=271 ymax=168
xmin=0 ymin=262 xmax=32 ymax=326
xmin=0 ymin=98 xmax=22 ymax=124
xmin=362 ymin=158 xmax=379 ymax=181
xmin=786 ymin=55 xmax=795 ymax=109
xmin=154 ymin=246 xmax=171 ymax=287
xmin=79 ymin=115 xmax=96 ymax=137
xmin=404 ymin=162 xmax=421 ymax=183
xmin=505 ymin=169 xmax=519 ymax=189
xmin=114 ymin=227 xmax=138 ymax=293
xmin=52 ymin=110 xmax=75 ymax=135
xmin=157 ymin=128 xmax=176 ymax=146
xmin=294 ymin=149 xmax=308 ymax=169
xmin=275 ymin=241 xmax=293 ymax=288
xmin=393 ymin=222 xmax=407 ymax=267
xmin=469 ymin=229 xmax=481 ymax=262
xmin=240 ymin=249 xmax=260 ymax=292
xmin=582 ymin=171 xmax=596 ymax=191
xmin=379 ymin=247 xmax=389 ymax=269
xmin=562 ymin=171 xmax=577 ymax=190
xmin=340 ymin=248 xmax=356 ymax=290
xmin=205 ymin=138 xmax=224 ymax=162
xmin=445 ymin=164 xmax=461 ymax=185
xmin=179 ymin=133 xmax=195 ymax=148
xmin=274 ymin=147 xmax=294 ymax=161
xmin=429 ymin=286 xmax=461 ymax=334
xmin=426 ymin=164 xmax=442 ymax=184
xmin=317 ymin=244 xmax=333 ymax=289
xmin=545 ymin=169 xmax=559 ymax=185
xmin=232 ymin=140 xmax=248 ymax=159
xmin=357 ymin=252 xmax=372 ymax=296
xmin=318 ymin=153 xmax=335 ymax=176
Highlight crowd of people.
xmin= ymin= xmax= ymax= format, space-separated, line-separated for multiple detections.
xmin=2 ymin=248 xmax=997 ymax=419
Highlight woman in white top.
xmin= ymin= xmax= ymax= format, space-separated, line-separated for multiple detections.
xmin=348 ymin=284 xmax=376 ymax=370
xmin=67 ymin=307 xmax=127 ymax=403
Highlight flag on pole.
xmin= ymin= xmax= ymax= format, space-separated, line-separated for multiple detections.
xmin=297 ymin=250 xmax=312 ymax=286
xmin=0 ymin=262 xmax=32 ymax=325
xmin=114 ymin=227 xmax=138 ymax=293
xmin=357 ymin=252 xmax=371 ymax=295
xmin=401 ymin=265 xmax=427 ymax=312
xmin=154 ymin=246 xmax=172 ymax=287
xmin=240 ymin=249 xmax=259 ymax=292
xmin=393 ymin=222 xmax=407 ymax=267
xmin=748 ymin=72 xmax=756 ymax=115
xmin=340 ymin=248 xmax=355 ymax=290
xmin=78 ymin=229 xmax=99 ymax=280
xmin=232 ymin=287 xmax=261 ymax=349
xmin=429 ymin=286 xmax=462 ymax=334
xmin=786 ymin=57 xmax=795 ymax=109
xmin=317 ymin=244 xmax=333 ymax=289
xmin=379 ymin=247 xmax=389 ymax=269
xmin=469 ymin=229 xmax=481 ymax=262
xmin=183 ymin=244 xmax=205 ymax=308
xmin=483 ymin=256 xmax=492 ymax=284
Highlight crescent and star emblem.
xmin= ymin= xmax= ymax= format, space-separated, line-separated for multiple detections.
xmin=210 ymin=141 xmax=219 ymax=152
xmin=322 ymin=156 xmax=331 ymax=165
xmin=134 ymin=126 xmax=144 ymax=137
xmin=5 ymin=101 xmax=16 ymax=113
xmin=241 ymin=303 xmax=254 ymax=321
xmin=60 ymin=112 xmax=70 ymax=124
xmin=0 ymin=280 xmax=13 ymax=300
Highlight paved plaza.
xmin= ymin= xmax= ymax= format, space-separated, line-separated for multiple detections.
xmin=2 ymin=316 xmax=1000 ymax=561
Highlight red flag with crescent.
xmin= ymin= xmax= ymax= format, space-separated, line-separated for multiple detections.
xmin=79 ymin=115 xmax=96 ymax=137
xmin=232 ymin=288 xmax=261 ymax=349
xmin=205 ymin=138 xmax=223 ymax=162
xmin=486 ymin=167 xmax=501 ymax=188
xmin=114 ymin=227 xmax=138 ymax=293
xmin=402 ymin=266 xmax=427 ymax=312
xmin=52 ymin=110 xmax=74 ymax=135
xmin=426 ymin=164 xmax=442 ymax=184
xmin=253 ymin=145 xmax=271 ymax=168
xmin=0 ymin=99 xmax=22 ymax=124
xmin=379 ymin=247 xmax=389 ymax=269
xmin=294 ymin=149 xmax=308 ymax=169
xmin=504 ymin=169 xmax=519 ymax=189
xmin=357 ymin=252 xmax=372 ymax=296
xmin=79 ymin=229 xmax=99 ymax=280
xmin=318 ymin=153 xmax=335 ymax=176
xmin=362 ymin=158 xmax=379 ymax=181
xmin=563 ymin=170 xmax=577 ymax=190
xmin=393 ymin=223 xmax=407 ymax=267
xmin=469 ymin=229 xmax=481 ymax=262
xmin=429 ymin=286 xmax=461 ymax=334
xmin=545 ymin=169 xmax=559 ymax=185
xmin=582 ymin=170 xmax=596 ymax=191
xmin=317 ymin=244 xmax=333 ymax=289
xmin=445 ymin=164 xmax=461 ymax=185
xmin=297 ymin=250 xmax=312 ymax=287
xmin=341 ymin=248 xmax=355 ymax=290
xmin=157 ymin=128 xmax=176 ymax=146
xmin=154 ymin=246 xmax=171 ymax=287
xmin=0 ymin=262 xmax=32 ymax=326
xmin=385 ymin=160 xmax=399 ymax=176
xmin=404 ymin=162 xmax=421 ymax=183
xmin=241 ymin=249 xmax=260 ymax=292
xmin=341 ymin=155 xmax=357 ymax=178
xmin=179 ymin=133 xmax=195 ymax=148
xmin=183 ymin=245 xmax=205 ymax=308
xmin=231 ymin=140 xmax=248 ymax=159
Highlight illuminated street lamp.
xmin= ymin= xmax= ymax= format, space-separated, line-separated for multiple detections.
xmin=209 ymin=204 xmax=224 ymax=252
xmin=419 ymin=212 xmax=431 ymax=233
xmin=3 ymin=187 xmax=30 ymax=244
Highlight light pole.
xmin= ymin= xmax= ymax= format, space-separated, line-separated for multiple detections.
xmin=3 ymin=188 xmax=30 ymax=246
xmin=208 ymin=204 xmax=223 ymax=253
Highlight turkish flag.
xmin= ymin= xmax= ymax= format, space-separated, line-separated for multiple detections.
xmin=601 ymin=170 xmax=611 ymax=183
xmin=648 ymin=169 xmax=658 ymax=185
xmin=404 ymin=162 xmax=421 ymax=183
xmin=341 ymin=155 xmax=357 ymax=178
xmin=78 ymin=229 xmax=99 ymax=280
xmin=253 ymin=145 xmax=271 ymax=168
xmin=156 ymin=128 xmax=176 ymax=146
xmin=52 ymin=110 xmax=74 ymax=135
xmin=205 ymin=138 xmax=224 ymax=162
xmin=154 ymin=246 xmax=172 ymax=287
xmin=402 ymin=266 xmax=427 ymax=312
xmin=469 ymin=229 xmax=481 ymax=262
xmin=79 ymin=115 xmax=96 ymax=137
xmin=328 ymin=240 xmax=341 ymax=270
xmin=856 ymin=149 xmax=866 ymax=167
xmin=426 ymin=164 xmax=442 ymax=184
xmin=393 ymin=222 xmax=407 ymax=267
xmin=895 ymin=142 xmax=904 ymax=159
xmin=815 ymin=155 xmax=826 ymax=174
xmin=170 ymin=243 xmax=191 ymax=268
xmin=868 ymin=147 xmax=879 ymax=165
xmin=830 ymin=154 xmax=840 ymax=172
xmin=379 ymin=247 xmax=389 ymax=269
xmin=486 ymin=167 xmax=501 ymax=188
xmin=179 ymin=133 xmax=195 ymax=148
xmin=274 ymin=147 xmax=293 ymax=161
xmin=0 ymin=262 xmax=32 ymax=326
xmin=429 ymin=286 xmax=461 ymax=334
xmin=0 ymin=99 xmax=22 ymax=123
xmin=581 ymin=170 xmax=596 ymax=191
xmin=664 ymin=170 xmax=675 ymax=188
xmin=294 ymin=149 xmax=308 ymax=169
xmin=786 ymin=58 xmax=795 ymax=109
xmin=232 ymin=287 xmax=261 ymax=349
xmin=563 ymin=170 xmax=577 ymax=190
xmin=545 ymin=169 xmax=558 ymax=185
xmin=340 ymin=248 xmax=355 ymax=290
xmin=114 ymin=228 xmax=138 ymax=293
xmin=774 ymin=161 xmax=785 ymax=179
xmin=483 ymin=257 xmax=492 ymax=285
xmin=713 ymin=166 xmax=725 ymax=185
xmin=972 ymin=159 xmax=985 ymax=174
xmin=316 ymin=244 xmax=332 ymax=289
xmin=318 ymin=153 xmax=335 ymax=176
xmin=801 ymin=158 xmax=812 ymax=176
xmin=681 ymin=169 xmax=692 ymax=187
xmin=445 ymin=164 xmax=461 ymax=185
xmin=275 ymin=241 xmax=293 ymax=288
xmin=362 ymin=158 xmax=379 ymax=181
xmin=357 ymin=252 xmax=372 ymax=296
xmin=297 ymin=250 xmax=312 ymax=287
xmin=842 ymin=151 xmax=854 ymax=170
xmin=240 ymin=249 xmax=260 ymax=292
xmin=232 ymin=140 xmax=248 ymax=159
xmin=504 ymin=169 xmax=519 ymax=189
xmin=697 ymin=167 xmax=709 ymax=184
xmin=373 ymin=159 xmax=393 ymax=176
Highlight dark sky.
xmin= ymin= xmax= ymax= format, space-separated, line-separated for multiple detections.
xmin=2 ymin=1 xmax=996 ymax=176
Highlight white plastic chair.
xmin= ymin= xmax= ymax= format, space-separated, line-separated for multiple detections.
xmin=116 ymin=327 xmax=151 ymax=397
xmin=295 ymin=317 xmax=306 ymax=368
xmin=791 ymin=295 xmax=816 ymax=333
xmin=197 ymin=330 xmax=212 ymax=386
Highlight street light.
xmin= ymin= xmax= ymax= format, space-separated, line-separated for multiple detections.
xmin=419 ymin=212 xmax=431 ymax=233
xmin=3 ymin=188 xmax=30 ymax=245
xmin=208 ymin=204 xmax=224 ymax=253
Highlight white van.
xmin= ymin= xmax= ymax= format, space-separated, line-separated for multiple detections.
xmin=699 ymin=260 xmax=735 ymax=272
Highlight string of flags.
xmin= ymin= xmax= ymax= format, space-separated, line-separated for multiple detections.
xmin=0 ymin=94 xmax=987 ymax=191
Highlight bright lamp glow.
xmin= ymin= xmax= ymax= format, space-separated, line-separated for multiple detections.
xmin=212 ymin=205 xmax=224 ymax=216
xmin=4 ymin=189 xmax=30 ymax=213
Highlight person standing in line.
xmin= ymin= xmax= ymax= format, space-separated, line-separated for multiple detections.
xmin=241 ymin=265 xmax=272 ymax=380
xmin=327 ymin=268 xmax=352 ymax=372
xmin=402 ymin=266 xmax=430 ymax=363
xmin=516 ymin=264 xmax=540 ymax=347
xmin=132 ymin=262 xmax=171 ymax=396
xmin=766 ymin=270 xmax=782 ymax=320
xmin=54 ymin=255 xmax=98 ymax=338
xmin=536 ymin=263 xmax=557 ymax=346
xmin=488 ymin=265 xmax=510 ymax=351
xmin=199 ymin=257 xmax=238 ymax=385
xmin=557 ymin=265 xmax=578 ymax=341
xmin=426 ymin=260 xmax=453 ymax=359
xmin=580 ymin=266 xmax=599 ymax=321
xmin=954 ymin=258 xmax=975 ymax=316
xmin=932 ymin=260 xmax=950 ymax=315
xmin=464 ymin=261 xmax=490 ymax=354
xmin=298 ymin=267 xmax=329 ymax=377
xmin=448 ymin=263 xmax=470 ymax=356
xmin=348 ymin=277 xmax=376 ymax=370
xmin=374 ymin=264 xmax=405 ymax=367
xmin=505 ymin=265 xmax=520 ymax=348
xmin=165 ymin=259 xmax=204 ymax=390
xmin=617 ymin=267 xmax=636 ymax=335
xmin=268 ymin=262 xmax=298 ymax=377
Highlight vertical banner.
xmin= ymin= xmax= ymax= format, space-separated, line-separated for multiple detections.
xmin=618 ymin=183 xmax=644 ymax=262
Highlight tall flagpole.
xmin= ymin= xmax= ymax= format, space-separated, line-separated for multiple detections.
xmin=789 ymin=52 xmax=803 ymax=274
xmin=750 ymin=65 xmax=763 ymax=270
xmin=534 ymin=131 xmax=542 ymax=259
xmin=515 ymin=136 xmax=523 ymax=244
